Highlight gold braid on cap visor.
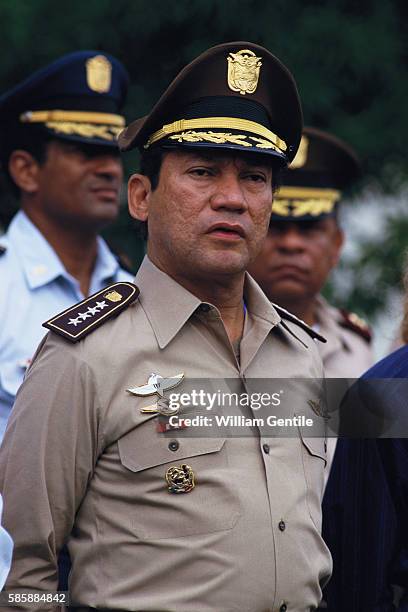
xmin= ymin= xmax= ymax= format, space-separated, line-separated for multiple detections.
xmin=19 ymin=110 xmax=125 ymax=141
xmin=144 ymin=117 xmax=287 ymax=154
xmin=272 ymin=186 xmax=341 ymax=217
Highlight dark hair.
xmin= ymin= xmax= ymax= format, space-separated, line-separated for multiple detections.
xmin=0 ymin=123 xmax=53 ymax=197
xmin=139 ymin=145 xmax=167 ymax=191
xmin=135 ymin=145 xmax=285 ymax=240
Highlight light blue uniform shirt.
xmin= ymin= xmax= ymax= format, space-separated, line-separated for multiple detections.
xmin=0 ymin=494 xmax=13 ymax=590
xmin=0 ymin=211 xmax=134 ymax=440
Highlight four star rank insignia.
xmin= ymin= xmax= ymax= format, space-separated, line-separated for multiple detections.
xmin=43 ymin=282 xmax=139 ymax=342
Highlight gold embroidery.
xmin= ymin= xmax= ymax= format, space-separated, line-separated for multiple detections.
xmin=272 ymin=186 xmax=341 ymax=216
xmin=249 ymin=136 xmax=277 ymax=149
xmin=144 ymin=117 xmax=286 ymax=152
xmin=45 ymin=122 xmax=122 ymax=140
xmin=169 ymin=130 xmax=252 ymax=147
xmin=278 ymin=187 xmax=341 ymax=201
xmin=272 ymin=198 xmax=337 ymax=217
xmin=20 ymin=110 xmax=125 ymax=126
xmin=227 ymin=49 xmax=262 ymax=95
xmin=86 ymin=55 xmax=112 ymax=93
xmin=168 ymin=130 xmax=279 ymax=150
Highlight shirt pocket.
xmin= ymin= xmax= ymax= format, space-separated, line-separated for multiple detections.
xmin=117 ymin=423 xmax=241 ymax=540
xmin=299 ymin=432 xmax=327 ymax=531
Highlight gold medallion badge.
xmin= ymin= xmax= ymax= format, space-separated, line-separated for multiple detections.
xmin=86 ymin=55 xmax=112 ymax=93
xmin=166 ymin=464 xmax=195 ymax=494
xmin=227 ymin=49 xmax=262 ymax=95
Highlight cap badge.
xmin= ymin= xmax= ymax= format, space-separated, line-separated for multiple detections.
xmin=166 ymin=464 xmax=195 ymax=494
xmin=86 ymin=55 xmax=112 ymax=93
xmin=227 ymin=49 xmax=262 ymax=95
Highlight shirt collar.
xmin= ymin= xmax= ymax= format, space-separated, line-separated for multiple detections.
xmin=243 ymin=272 xmax=281 ymax=327
xmin=315 ymin=294 xmax=347 ymax=351
xmin=135 ymin=256 xmax=281 ymax=349
xmin=8 ymin=211 xmax=67 ymax=289
xmin=8 ymin=211 xmax=120 ymax=290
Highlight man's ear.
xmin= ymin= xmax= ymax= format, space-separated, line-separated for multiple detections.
xmin=128 ymin=173 xmax=152 ymax=221
xmin=8 ymin=150 xmax=41 ymax=194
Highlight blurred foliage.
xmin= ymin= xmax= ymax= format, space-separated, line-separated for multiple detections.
xmin=0 ymin=0 xmax=407 ymax=322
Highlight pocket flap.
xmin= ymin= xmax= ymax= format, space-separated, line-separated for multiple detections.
xmin=118 ymin=419 xmax=225 ymax=472
xmin=300 ymin=434 xmax=327 ymax=464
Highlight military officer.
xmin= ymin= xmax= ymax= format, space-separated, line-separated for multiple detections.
xmin=0 ymin=51 xmax=133 ymax=440
xmin=248 ymin=127 xmax=374 ymax=379
xmin=0 ymin=42 xmax=331 ymax=611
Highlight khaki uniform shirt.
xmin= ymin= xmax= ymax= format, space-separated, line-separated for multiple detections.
xmin=314 ymin=296 xmax=374 ymax=483
xmin=315 ymin=296 xmax=373 ymax=379
xmin=0 ymin=257 xmax=331 ymax=612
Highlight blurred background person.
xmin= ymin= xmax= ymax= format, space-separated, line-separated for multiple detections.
xmin=323 ymin=253 xmax=408 ymax=610
xmin=0 ymin=494 xmax=13 ymax=591
xmin=0 ymin=51 xmax=132 ymax=440
xmin=249 ymin=127 xmax=374 ymax=378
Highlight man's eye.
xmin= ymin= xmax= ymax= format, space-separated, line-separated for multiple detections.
xmin=245 ymin=173 xmax=266 ymax=182
xmin=189 ymin=167 xmax=213 ymax=177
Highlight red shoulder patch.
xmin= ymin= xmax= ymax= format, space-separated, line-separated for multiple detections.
xmin=339 ymin=309 xmax=372 ymax=343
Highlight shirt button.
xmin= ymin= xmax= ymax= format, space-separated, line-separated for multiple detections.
xmin=168 ymin=440 xmax=179 ymax=452
xmin=262 ymin=443 xmax=270 ymax=454
xmin=279 ymin=603 xmax=288 ymax=612
xmin=278 ymin=520 xmax=286 ymax=532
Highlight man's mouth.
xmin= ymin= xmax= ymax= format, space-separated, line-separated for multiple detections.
xmin=91 ymin=186 xmax=120 ymax=202
xmin=206 ymin=223 xmax=246 ymax=240
xmin=269 ymin=264 xmax=309 ymax=279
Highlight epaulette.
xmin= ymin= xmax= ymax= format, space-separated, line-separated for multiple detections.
xmin=0 ymin=244 xmax=6 ymax=255
xmin=272 ymin=303 xmax=327 ymax=343
xmin=43 ymin=282 xmax=139 ymax=343
xmin=338 ymin=309 xmax=372 ymax=343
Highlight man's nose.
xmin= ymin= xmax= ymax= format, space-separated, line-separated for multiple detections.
xmin=275 ymin=226 xmax=306 ymax=252
xmin=210 ymin=172 xmax=248 ymax=212
xmin=94 ymin=154 xmax=123 ymax=182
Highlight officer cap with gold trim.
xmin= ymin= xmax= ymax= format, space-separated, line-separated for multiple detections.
xmin=271 ymin=127 xmax=361 ymax=221
xmin=119 ymin=41 xmax=302 ymax=164
xmin=0 ymin=51 xmax=129 ymax=147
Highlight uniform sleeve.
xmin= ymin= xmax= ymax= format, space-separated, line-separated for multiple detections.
xmin=0 ymin=336 xmax=102 ymax=608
